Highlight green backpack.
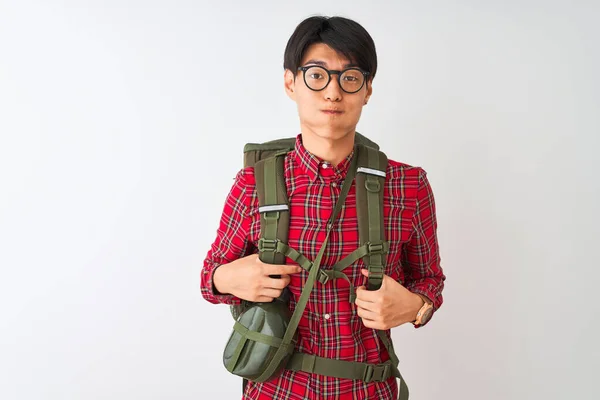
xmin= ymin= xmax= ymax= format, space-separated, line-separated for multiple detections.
xmin=222 ymin=132 xmax=409 ymax=400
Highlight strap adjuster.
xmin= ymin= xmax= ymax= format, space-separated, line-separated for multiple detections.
xmin=367 ymin=242 xmax=386 ymax=255
xmin=258 ymin=238 xmax=278 ymax=252
xmin=363 ymin=363 xmax=391 ymax=383
xmin=317 ymin=270 xmax=332 ymax=285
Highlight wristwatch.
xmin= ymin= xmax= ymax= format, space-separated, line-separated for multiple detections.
xmin=413 ymin=294 xmax=434 ymax=326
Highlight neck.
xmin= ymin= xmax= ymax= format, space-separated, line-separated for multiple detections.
xmin=300 ymin=127 xmax=356 ymax=166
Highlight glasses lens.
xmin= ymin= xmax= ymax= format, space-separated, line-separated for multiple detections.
xmin=340 ymin=69 xmax=365 ymax=93
xmin=304 ymin=66 xmax=329 ymax=90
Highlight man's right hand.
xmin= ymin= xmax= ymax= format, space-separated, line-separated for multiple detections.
xmin=212 ymin=254 xmax=303 ymax=302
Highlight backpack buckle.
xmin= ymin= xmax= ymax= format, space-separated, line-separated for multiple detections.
xmin=363 ymin=363 xmax=391 ymax=383
xmin=367 ymin=242 xmax=386 ymax=255
xmin=258 ymin=238 xmax=278 ymax=252
xmin=317 ymin=270 xmax=332 ymax=285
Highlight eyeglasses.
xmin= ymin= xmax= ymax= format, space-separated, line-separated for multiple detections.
xmin=297 ymin=65 xmax=370 ymax=94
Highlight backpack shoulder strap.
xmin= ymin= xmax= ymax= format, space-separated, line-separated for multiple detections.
xmin=355 ymin=144 xmax=408 ymax=399
xmin=254 ymin=152 xmax=289 ymax=265
xmin=355 ymin=143 xmax=388 ymax=291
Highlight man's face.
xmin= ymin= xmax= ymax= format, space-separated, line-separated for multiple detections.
xmin=284 ymin=43 xmax=373 ymax=141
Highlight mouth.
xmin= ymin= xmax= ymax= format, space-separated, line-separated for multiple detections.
xmin=321 ymin=109 xmax=344 ymax=115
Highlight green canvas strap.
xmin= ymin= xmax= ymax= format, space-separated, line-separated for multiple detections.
xmin=376 ymin=330 xmax=409 ymax=400
xmin=263 ymin=240 xmax=313 ymax=271
xmin=255 ymin=154 xmax=358 ymax=382
xmin=355 ymin=145 xmax=410 ymax=400
xmin=233 ymin=321 xmax=284 ymax=347
xmin=287 ymin=352 xmax=394 ymax=383
xmin=355 ymin=144 xmax=388 ymax=291
xmin=287 ymin=351 xmax=408 ymax=400
xmin=330 ymin=242 xmax=390 ymax=273
xmin=255 ymin=153 xmax=290 ymax=266
xmin=313 ymin=241 xmax=389 ymax=303
xmin=286 ymin=342 xmax=407 ymax=400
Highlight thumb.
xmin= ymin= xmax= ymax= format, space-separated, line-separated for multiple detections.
xmin=361 ymin=268 xmax=390 ymax=291
xmin=355 ymin=285 xmax=367 ymax=300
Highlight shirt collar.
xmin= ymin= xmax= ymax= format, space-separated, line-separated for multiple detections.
xmin=292 ymin=134 xmax=354 ymax=183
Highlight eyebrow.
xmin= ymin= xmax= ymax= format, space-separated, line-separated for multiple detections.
xmin=303 ymin=59 xmax=359 ymax=68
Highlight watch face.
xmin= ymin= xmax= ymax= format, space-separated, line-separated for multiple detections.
xmin=421 ymin=307 xmax=433 ymax=324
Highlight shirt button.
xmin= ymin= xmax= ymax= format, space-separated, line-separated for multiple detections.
xmin=324 ymin=313 xmax=331 ymax=320
xmin=331 ymin=182 xmax=337 ymax=188
xmin=322 ymin=162 xmax=330 ymax=169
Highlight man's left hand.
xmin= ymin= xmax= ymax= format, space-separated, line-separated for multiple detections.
xmin=355 ymin=269 xmax=423 ymax=330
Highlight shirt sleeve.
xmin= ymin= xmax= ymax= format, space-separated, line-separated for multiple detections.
xmin=200 ymin=168 xmax=256 ymax=305
xmin=402 ymin=168 xmax=446 ymax=327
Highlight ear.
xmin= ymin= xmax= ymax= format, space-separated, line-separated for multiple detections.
xmin=364 ymin=79 xmax=373 ymax=104
xmin=284 ymin=69 xmax=296 ymax=100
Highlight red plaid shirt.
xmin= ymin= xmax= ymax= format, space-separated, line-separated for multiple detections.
xmin=201 ymin=134 xmax=445 ymax=400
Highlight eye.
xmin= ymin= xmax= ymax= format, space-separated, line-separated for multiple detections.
xmin=309 ymin=73 xmax=324 ymax=79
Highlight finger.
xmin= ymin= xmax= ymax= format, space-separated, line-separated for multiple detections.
xmin=279 ymin=274 xmax=291 ymax=286
xmin=355 ymin=285 xmax=377 ymax=303
xmin=361 ymin=318 xmax=382 ymax=330
xmin=263 ymin=264 xmax=303 ymax=276
xmin=259 ymin=288 xmax=282 ymax=299
xmin=354 ymin=297 xmax=376 ymax=312
xmin=264 ymin=274 xmax=291 ymax=289
xmin=255 ymin=295 xmax=276 ymax=303
xmin=356 ymin=306 xmax=378 ymax=321
xmin=362 ymin=319 xmax=373 ymax=329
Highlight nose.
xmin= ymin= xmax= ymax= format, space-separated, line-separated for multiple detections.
xmin=324 ymin=73 xmax=342 ymax=101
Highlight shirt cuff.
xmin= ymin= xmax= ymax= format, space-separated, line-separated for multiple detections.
xmin=201 ymin=264 xmax=242 ymax=306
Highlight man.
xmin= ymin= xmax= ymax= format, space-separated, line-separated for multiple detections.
xmin=201 ymin=15 xmax=445 ymax=400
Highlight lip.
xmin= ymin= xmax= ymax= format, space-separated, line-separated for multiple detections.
xmin=321 ymin=110 xmax=344 ymax=114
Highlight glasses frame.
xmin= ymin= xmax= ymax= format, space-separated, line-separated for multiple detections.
xmin=297 ymin=65 xmax=370 ymax=94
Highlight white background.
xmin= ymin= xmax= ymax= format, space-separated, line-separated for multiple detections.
xmin=1 ymin=1 xmax=599 ymax=399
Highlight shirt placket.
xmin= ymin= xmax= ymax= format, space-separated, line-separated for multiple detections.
xmin=315 ymin=161 xmax=346 ymax=355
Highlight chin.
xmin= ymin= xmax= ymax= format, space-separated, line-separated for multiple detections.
xmin=306 ymin=124 xmax=355 ymax=141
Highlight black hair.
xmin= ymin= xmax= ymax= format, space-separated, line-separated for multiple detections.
xmin=283 ymin=16 xmax=377 ymax=82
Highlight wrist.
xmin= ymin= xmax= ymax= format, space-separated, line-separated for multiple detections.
xmin=212 ymin=264 xmax=231 ymax=295
xmin=410 ymin=293 xmax=425 ymax=322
